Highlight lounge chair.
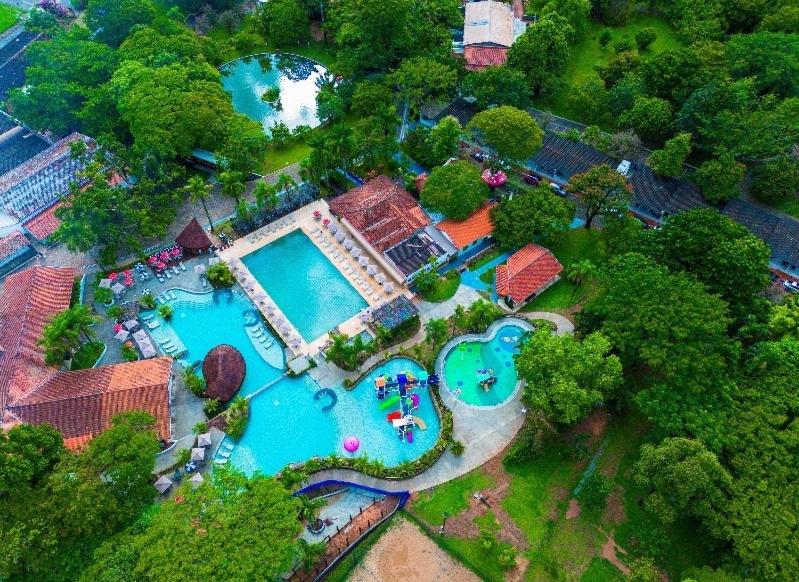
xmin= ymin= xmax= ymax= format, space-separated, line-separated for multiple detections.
xmin=263 ymin=338 xmax=274 ymax=348
xmin=156 ymin=296 xmax=164 ymax=305
xmin=165 ymin=271 xmax=172 ymax=279
xmin=223 ymin=443 xmax=234 ymax=451
xmin=259 ymin=336 xmax=268 ymax=343
xmin=169 ymin=291 xmax=178 ymax=300
xmin=146 ymin=320 xmax=161 ymax=329
xmin=215 ymin=458 xmax=228 ymax=465
xmin=179 ymin=262 xmax=187 ymax=271
xmin=157 ymin=276 xmax=165 ymax=283
xmin=202 ymin=278 xmax=207 ymax=288
xmin=252 ymin=329 xmax=264 ymax=338
xmin=218 ymin=450 xmax=231 ymax=458
xmin=172 ymin=266 xmax=180 ymax=275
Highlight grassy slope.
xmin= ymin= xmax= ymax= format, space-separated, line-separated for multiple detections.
xmin=534 ymin=15 xmax=683 ymax=128
xmin=522 ymin=228 xmax=602 ymax=311
xmin=419 ymin=271 xmax=461 ymax=303
xmin=767 ymin=195 xmax=799 ymax=220
xmin=412 ymin=470 xmax=494 ymax=525
xmin=0 ymin=4 xmax=19 ymax=34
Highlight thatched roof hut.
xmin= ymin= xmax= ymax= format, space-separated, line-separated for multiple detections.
xmin=176 ymin=217 xmax=212 ymax=255
xmin=202 ymin=344 xmax=245 ymax=403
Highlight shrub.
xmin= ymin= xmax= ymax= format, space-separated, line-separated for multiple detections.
xmin=183 ymin=368 xmax=206 ymax=397
xmin=106 ymin=305 xmax=124 ymax=320
xmin=176 ymin=447 xmax=191 ymax=466
xmin=599 ymin=28 xmax=612 ymax=47
xmin=635 ymin=27 xmax=657 ymax=50
xmin=751 ymin=156 xmax=799 ymax=203
xmin=193 ymin=421 xmax=209 ymax=434
xmin=450 ymin=440 xmax=464 ymax=455
xmin=94 ymin=287 xmax=113 ymax=305
xmin=578 ymin=472 xmax=611 ymax=512
xmin=121 ymin=343 xmax=138 ymax=362
xmin=613 ymin=38 xmax=635 ymax=53
xmin=158 ymin=304 xmax=173 ymax=321
xmin=478 ymin=527 xmax=496 ymax=551
xmin=207 ymin=263 xmax=236 ymax=289
xmin=204 ymin=398 xmax=222 ymax=418
xmin=498 ymin=547 xmax=517 ymax=570
xmin=225 ymin=396 xmax=250 ymax=440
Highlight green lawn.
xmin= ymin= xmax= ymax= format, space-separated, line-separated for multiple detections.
xmin=534 ymin=16 xmax=683 ymax=128
xmin=581 ymin=557 xmax=624 ymax=582
xmin=767 ymin=195 xmax=799 ymax=219
xmin=0 ymin=4 xmax=19 ymax=34
xmin=261 ymin=142 xmax=312 ymax=174
xmin=479 ymin=267 xmax=495 ymax=285
xmin=523 ymin=228 xmax=602 ymax=311
xmin=418 ymin=270 xmax=461 ymax=303
xmin=71 ymin=342 xmax=105 ymax=370
xmin=412 ymin=470 xmax=494 ymax=525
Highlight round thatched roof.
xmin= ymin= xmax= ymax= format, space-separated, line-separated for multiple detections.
xmin=202 ymin=344 xmax=245 ymax=403
xmin=176 ymin=217 xmax=212 ymax=253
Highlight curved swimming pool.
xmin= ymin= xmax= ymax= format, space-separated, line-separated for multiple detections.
xmin=227 ymin=358 xmax=442 ymax=476
xmin=438 ymin=318 xmax=533 ymax=407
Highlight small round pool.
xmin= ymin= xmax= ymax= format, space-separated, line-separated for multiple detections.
xmin=219 ymin=53 xmax=328 ymax=134
xmin=439 ymin=319 xmax=533 ymax=407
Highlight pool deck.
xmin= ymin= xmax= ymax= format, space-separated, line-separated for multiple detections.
xmin=218 ymin=200 xmax=412 ymax=357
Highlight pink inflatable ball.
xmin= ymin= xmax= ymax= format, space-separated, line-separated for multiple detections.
xmin=410 ymin=393 xmax=420 ymax=408
xmin=343 ymin=437 xmax=360 ymax=453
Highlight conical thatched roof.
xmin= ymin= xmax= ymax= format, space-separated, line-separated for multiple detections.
xmin=176 ymin=217 xmax=212 ymax=253
xmin=202 ymin=344 xmax=245 ymax=403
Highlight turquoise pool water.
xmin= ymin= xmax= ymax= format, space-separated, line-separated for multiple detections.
xmin=149 ymin=290 xmax=284 ymax=396
xmin=441 ymin=322 xmax=531 ymax=407
xmin=228 ymin=359 xmax=441 ymax=476
xmin=219 ymin=53 xmax=328 ymax=133
xmin=242 ymin=229 xmax=367 ymax=341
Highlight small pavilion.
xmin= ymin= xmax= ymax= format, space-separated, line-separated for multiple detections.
xmin=175 ymin=217 xmax=212 ymax=255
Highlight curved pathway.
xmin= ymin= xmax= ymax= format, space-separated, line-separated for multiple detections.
xmin=303 ymin=311 xmax=573 ymax=492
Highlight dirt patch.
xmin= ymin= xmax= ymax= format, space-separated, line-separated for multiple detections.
xmin=602 ymin=486 xmax=626 ymax=525
xmin=349 ymin=517 xmax=481 ymax=582
xmin=600 ymin=533 xmax=630 ymax=576
xmin=565 ymin=498 xmax=581 ymax=520
xmin=567 ymin=408 xmax=611 ymax=445
xmin=440 ymin=452 xmax=529 ymax=550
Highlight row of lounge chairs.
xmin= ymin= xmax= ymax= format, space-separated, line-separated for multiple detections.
xmin=156 ymin=262 xmax=187 ymax=283
xmin=313 ymin=229 xmax=387 ymax=299
xmin=247 ymin=216 xmax=298 ymax=243
xmin=248 ymin=325 xmax=275 ymax=348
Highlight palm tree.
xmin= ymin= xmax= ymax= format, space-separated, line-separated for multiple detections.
xmin=219 ymin=170 xmax=246 ymax=205
xmin=424 ymin=318 xmax=448 ymax=348
xmin=566 ymin=259 xmax=598 ymax=299
xmin=275 ymin=173 xmax=297 ymax=205
xmin=184 ymin=175 xmax=215 ymax=233
xmin=38 ymin=305 xmax=96 ymax=365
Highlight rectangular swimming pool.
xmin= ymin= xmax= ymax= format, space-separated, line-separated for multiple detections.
xmin=242 ymin=229 xmax=368 ymax=341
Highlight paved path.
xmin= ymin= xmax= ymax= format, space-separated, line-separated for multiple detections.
xmin=517 ymin=311 xmax=574 ymax=334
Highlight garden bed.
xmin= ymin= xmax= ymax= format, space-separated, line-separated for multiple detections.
xmin=70 ymin=342 xmax=106 ymax=370
xmin=418 ymin=270 xmax=461 ymax=303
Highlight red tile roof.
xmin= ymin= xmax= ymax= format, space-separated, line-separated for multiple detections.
xmin=328 ymin=176 xmax=430 ymax=252
xmin=437 ymin=203 xmax=496 ymax=249
xmin=0 ymin=266 xmax=74 ymax=410
xmin=0 ymin=231 xmax=31 ymax=260
xmin=6 ymin=358 xmax=173 ymax=450
xmin=464 ymin=46 xmax=509 ymax=70
xmin=23 ymin=201 xmax=63 ymax=240
xmin=495 ymin=244 xmax=563 ymax=304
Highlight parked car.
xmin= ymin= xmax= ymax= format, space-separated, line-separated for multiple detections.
xmin=522 ymin=174 xmax=540 ymax=186
xmin=783 ymin=280 xmax=799 ymax=293
xmin=471 ymin=150 xmax=488 ymax=162
xmin=550 ymin=183 xmax=567 ymax=196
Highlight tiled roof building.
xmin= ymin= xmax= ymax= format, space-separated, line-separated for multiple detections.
xmin=462 ymin=0 xmax=526 ymax=70
xmin=0 ymin=230 xmax=36 ymax=277
xmin=6 ymin=358 xmax=173 ymax=450
xmin=329 ymin=176 xmax=431 ymax=252
xmin=496 ymin=243 xmax=562 ymax=308
xmin=437 ymin=203 xmax=496 ymax=249
xmin=0 ymin=266 xmax=74 ymax=410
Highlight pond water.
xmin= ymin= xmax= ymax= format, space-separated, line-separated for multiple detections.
xmin=219 ymin=53 xmax=328 ymax=134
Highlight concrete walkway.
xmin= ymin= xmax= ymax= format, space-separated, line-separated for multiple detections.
xmin=518 ymin=311 xmax=575 ymax=334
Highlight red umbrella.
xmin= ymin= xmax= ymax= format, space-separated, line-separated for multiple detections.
xmin=322 ymin=218 xmax=330 ymax=226
xmin=114 ymin=323 xmax=122 ymax=333
xmin=148 ymin=256 xmax=157 ymax=264
xmin=482 ymin=169 xmax=507 ymax=188
xmin=109 ymin=272 xmax=118 ymax=280
xmin=171 ymin=247 xmax=181 ymax=257
xmin=159 ymin=251 xmax=169 ymax=261
xmin=124 ymin=277 xmax=134 ymax=286
xmin=157 ymin=261 xmax=166 ymax=270
xmin=124 ymin=269 xmax=132 ymax=276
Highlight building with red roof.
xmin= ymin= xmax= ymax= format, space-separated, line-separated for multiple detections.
xmin=6 ymin=358 xmax=173 ymax=450
xmin=0 ymin=266 xmax=74 ymax=411
xmin=437 ymin=203 xmax=496 ymax=250
xmin=461 ymin=0 xmax=527 ymax=70
xmin=495 ymin=243 xmax=563 ymax=309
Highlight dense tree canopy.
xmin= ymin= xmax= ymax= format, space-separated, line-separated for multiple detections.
xmin=507 ymin=13 xmax=574 ymax=95
xmin=86 ymin=0 xmax=156 ymax=47
xmin=467 ymin=106 xmax=544 ymax=167
xmin=461 ymin=66 xmax=530 ymax=110
xmin=490 ymin=187 xmax=574 ymax=250
xmin=566 ymin=165 xmax=632 ymax=229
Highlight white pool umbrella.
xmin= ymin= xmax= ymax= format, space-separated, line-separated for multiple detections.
xmin=343 ymin=238 xmax=353 ymax=250
xmin=123 ymin=319 xmax=139 ymax=330
xmin=112 ymin=282 xmax=126 ymax=296
xmin=328 ymin=222 xmax=337 ymax=234
xmin=197 ymin=432 xmax=212 ymax=447
xmin=194 ymin=264 xmax=206 ymax=275
xmin=191 ymin=447 xmax=205 ymax=462
xmin=375 ymin=273 xmax=386 ymax=284
xmin=385 ymin=282 xmax=395 ymax=294
xmin=154 ymin=475 xmax=172 ymax=494
xmin=366 ymin=264 xmax=377 ymax=275
xmin=114 ymin=329 xmax=130 ymax=341
xmin=133 ymin=329 xmax=148 ymax=342
xmin=335 ymin=231 xmax=345 ymax=243
xmin=351 ymin=247 xmax=361 ymax=258
xmin=140 ymin=343 xmax=157 ymax=359
xmin=190 ymin=472 xmax=204 ymax=489
xmin=358 ymin=256 xmax=368 ymax=267
xmin=99 ymin=278 xmax=112 ymax=289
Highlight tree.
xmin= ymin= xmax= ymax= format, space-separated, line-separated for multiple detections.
xmin=606 ymin=129 xmax=642 ymax=159
xmin=568 ymin=75 xmax=610 ymax=125
xmin=507 ymin=14 xmax=574 ymax=95
xmin=751 ymin=156 xmax=799 ymax=203
xmin=428 ymin=116 xmax=462 ymax=165
xmin=467 ymin=106 xmax=544 ymax=167
xmin=185 ymin=175 xmax=214 ymax=232
xmin=646 ymin=132 xmax=692 ymax=177
xmin=725 ymin=32 xmax=799 ymax=98
xmin=646 ymin=209 xmax=771 ymax=317
xmin=542 ymin=0 xmax=590 ymax=33
xmin=425 ymin=318 xmax=449 ymax=348
xmin=758 ymin=4 xmax=799 ymax=33
xmin=219 ymin=170 xmax=246 ymax=205
xmin=388 ymin=57 xmax=458 ymax=114
xmin=618 ymin=96 xmax=674 ymax=143
xmin=0 ymin=424 xmax=63 ymax=496
xmin=517 ymin=330 xmax=622 ymax=425
xmin=490 ymin=188 xmax=574 ymax=250
xmin=207 ymin=263 xmax=236 ymax=288
xmin=598 ymin=0 xmax=635 ymax=25
xmin=38 ymin=305 xmax=97 ymax=365
xmin=694 ymin=153 xmax=745 ymax=203
xmin=566 ymin=165 xmax=633 ymax=229
xmin=350 ymin=80 xmax=395 ymax=118
xmin=597 ymin=52 xmax=641 ymax=89
xmin=625 ymin=558 xmax=660 ymax=582
xmin=218 ymin=114 xmax=269 ymax=175
xmin=86 ymin=0 xmax=156 ymax=46
xmin=639 ymin=45 xmax=727 ymax=105
xmin=635 ymin=26 xmax=657 ymax=50
xmin=635 ymin=437 xmax=731 ymax=531
xmin=580 ymin=253 xmax=735 ymax=447
xmin=420 ymin=161 xmax=489 ymax=220
xmin=566 ymin=259 xmax=598 ymax=299
xmin=461 ymin=66 xmax=530 ymax=110
xmin=257 ymin=0 xmax=309 ymax=47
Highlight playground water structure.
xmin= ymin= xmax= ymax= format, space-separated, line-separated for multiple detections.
xmin=223 ymin=358 xmax=441 ymax=476
xmin=436 ymin=318 xmax=534 ymax=408
xmin=219 ymin=53 xmax=328 ymax=133
xmin=241 ymin=229 xmax=367 ymax=342
xmin=147 ymin=289 xmax=285 ymax=393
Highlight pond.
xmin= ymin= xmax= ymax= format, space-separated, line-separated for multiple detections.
xmin=219 ymin=53 xmax=329 ymax=135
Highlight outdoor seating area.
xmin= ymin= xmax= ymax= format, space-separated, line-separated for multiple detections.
xmin=154 ymin=432 xmax=215 ymax=495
